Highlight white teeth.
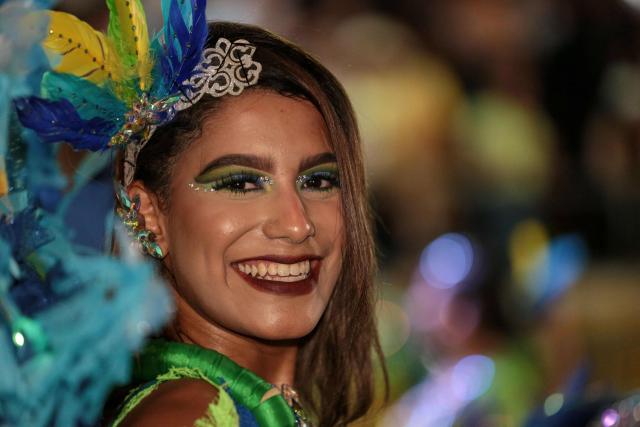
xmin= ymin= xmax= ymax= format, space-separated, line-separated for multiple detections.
xmin=277 ymin=264 xmax=289 ymax=276
xmin=258 ymin=263 xmax=267 ymax=277
xmin=236 ymin=259 xmax=313 ymax=280
xmin=290 ymin=263 xmax=300 ymax=276
xmin=267 ymin=263 xmax=277 ymax=276
xmin=262 ymin=275 xmax=306 ymax=282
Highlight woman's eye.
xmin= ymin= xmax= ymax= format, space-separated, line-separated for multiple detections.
xmin=222 ymin=177 xmax=262 ymax=192
xmin=298 ymin=172 xmax=340 ymax=192
xmin=192 ymin=172 xmax=272 ymax=195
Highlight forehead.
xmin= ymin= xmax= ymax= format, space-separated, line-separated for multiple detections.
xmin=186 ymin=90 xmax=331 ymax=169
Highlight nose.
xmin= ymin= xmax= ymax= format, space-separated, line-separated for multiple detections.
xmin=262 ymin=189 xmax=315 ymax=244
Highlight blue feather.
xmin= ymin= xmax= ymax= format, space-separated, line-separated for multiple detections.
xmin=41 ymin=72 xmax=127 ymax=123
xmin=152 ymin=0 xmax=207 ymax=97
xmin=14 ymin=97 xmax=115 ymax=151
xmin=0 ymin=207 xmax=53 ymax=261
xmin=168 ymin=0 xmax=190 ymax=51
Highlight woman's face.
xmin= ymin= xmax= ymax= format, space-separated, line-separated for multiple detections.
xmin=161 ymin=91 xmax=344 ymax=340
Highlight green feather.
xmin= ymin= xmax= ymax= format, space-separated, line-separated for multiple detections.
xmin=106 ymin=0 xmax=152 ymax=91
xmin=41 ymin=72 xmax=127 ymax=121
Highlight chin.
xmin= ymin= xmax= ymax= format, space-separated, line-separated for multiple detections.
xmin=247 ymin=316 xmax=321 ymax=342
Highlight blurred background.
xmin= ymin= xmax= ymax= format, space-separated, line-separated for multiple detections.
xmin=55 ymin=0 xmax=640 ymax=425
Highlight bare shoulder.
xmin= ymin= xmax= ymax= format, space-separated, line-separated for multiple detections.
xmin=118 ymin=378 xmax=220 ymax=427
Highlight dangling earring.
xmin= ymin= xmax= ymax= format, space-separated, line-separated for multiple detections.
xmin=116 ymin=186 xmax=165 ymax=259
xmin=136 ymin=229 xmax=164 ymax=259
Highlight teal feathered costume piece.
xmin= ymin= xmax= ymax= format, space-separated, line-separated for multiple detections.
xmin=0 ymin=1 xmax=173 ymax=426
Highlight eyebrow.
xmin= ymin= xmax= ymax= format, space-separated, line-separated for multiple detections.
xmin=298 ymin=152 xmax=337 ymax=172
xmin=197 ymin=152 xmax=337 ymax=176
xmin=198 ymin=154 xmax=274 ymax=175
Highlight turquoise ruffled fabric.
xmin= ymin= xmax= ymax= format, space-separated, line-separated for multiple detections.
xmin=0 ymin=2 xmax=173 ymax=426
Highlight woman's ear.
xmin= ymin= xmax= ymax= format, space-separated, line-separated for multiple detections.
xmin=126 ymin=181 xmax=170 ymax=255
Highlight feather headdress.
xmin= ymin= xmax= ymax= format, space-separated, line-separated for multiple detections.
xmin=15 ymin=0 xmax=261 ymax=185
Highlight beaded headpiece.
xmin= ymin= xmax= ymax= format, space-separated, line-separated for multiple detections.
xmin=15 ymin=0 xmax=262 ymax=186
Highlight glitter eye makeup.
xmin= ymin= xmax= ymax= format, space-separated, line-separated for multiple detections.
xmin=296 ymin=162 xmax=340 ymax=198
xmin=188 ymin=159 xmax=340 ymax=199
xmin=189 ymin=165 xmax=274 ymax=195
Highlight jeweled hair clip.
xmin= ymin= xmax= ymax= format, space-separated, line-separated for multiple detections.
xmin=176 ymin=37 xmax=262 ymax=107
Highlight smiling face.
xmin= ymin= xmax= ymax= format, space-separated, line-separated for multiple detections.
xmin=158 ymin=90 xmax=344 ymax=341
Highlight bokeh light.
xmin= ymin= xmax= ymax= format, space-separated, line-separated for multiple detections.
xmin=12 ymin=331 xmax=25 ymax=347
xmin=509 ymin=219 xmax=588 ymax=309
xmin=451 ymin=354 xmax=495 ymax=402
xmin=419 ymin=233 xmax=474 ymax=289
xmin=376 ymin=299 xmax=411 ymax=357
xmin=510 ymin=219 xmax=549 ymax=286
xmin=529 ymin=234 xmax=588 ymax=307
xmin=543 ymin=393 xmax=564 ymax=417
xmin=601 ymin=408 xmax=620 ymax=427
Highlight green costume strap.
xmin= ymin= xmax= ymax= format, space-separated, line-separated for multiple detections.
xmin=116 ymin=340 xmax=297 ymax=427
xmin=113 ymin=366 xmax=239 ymax=427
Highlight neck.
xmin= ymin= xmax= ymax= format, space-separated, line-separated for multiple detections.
xmin=165 ymin=289 xmax=299 ymax=387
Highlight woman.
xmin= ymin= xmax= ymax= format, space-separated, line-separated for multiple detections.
xmin=16 ymin=3 xmax=385 ymax=425
xmin=117 ymin=22 xmax=384 ymax=427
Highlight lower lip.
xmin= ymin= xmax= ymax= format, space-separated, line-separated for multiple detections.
xmin=234 ymin=262 xmax=319 ymax=296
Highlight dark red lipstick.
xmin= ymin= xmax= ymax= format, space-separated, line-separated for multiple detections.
xmin=233 ymin=256 xmax=321 ymax=296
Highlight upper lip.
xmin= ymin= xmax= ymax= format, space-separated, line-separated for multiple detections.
xmin=233 ymin=254 xmax=322 ymax=264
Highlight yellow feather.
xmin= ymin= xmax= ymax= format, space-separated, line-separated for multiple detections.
xmin=0 ymin=168 xmax=8 ymax=197
xmin=107 ymin=0 xmax=152 ymax=90
xmin=43 ymin=11 xmax=122 ymax=84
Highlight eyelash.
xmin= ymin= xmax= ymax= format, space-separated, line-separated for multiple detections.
xmin=191 ymin=170 xmax=340 ymax=195
xmin=297 ymin=171 xmax=340 ymax=192
xmin=193 ymin=172 xmax=271 ymax=194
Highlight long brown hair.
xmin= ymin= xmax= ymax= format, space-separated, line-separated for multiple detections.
xmin=133 ymin=22 xmax=386 ymax=426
